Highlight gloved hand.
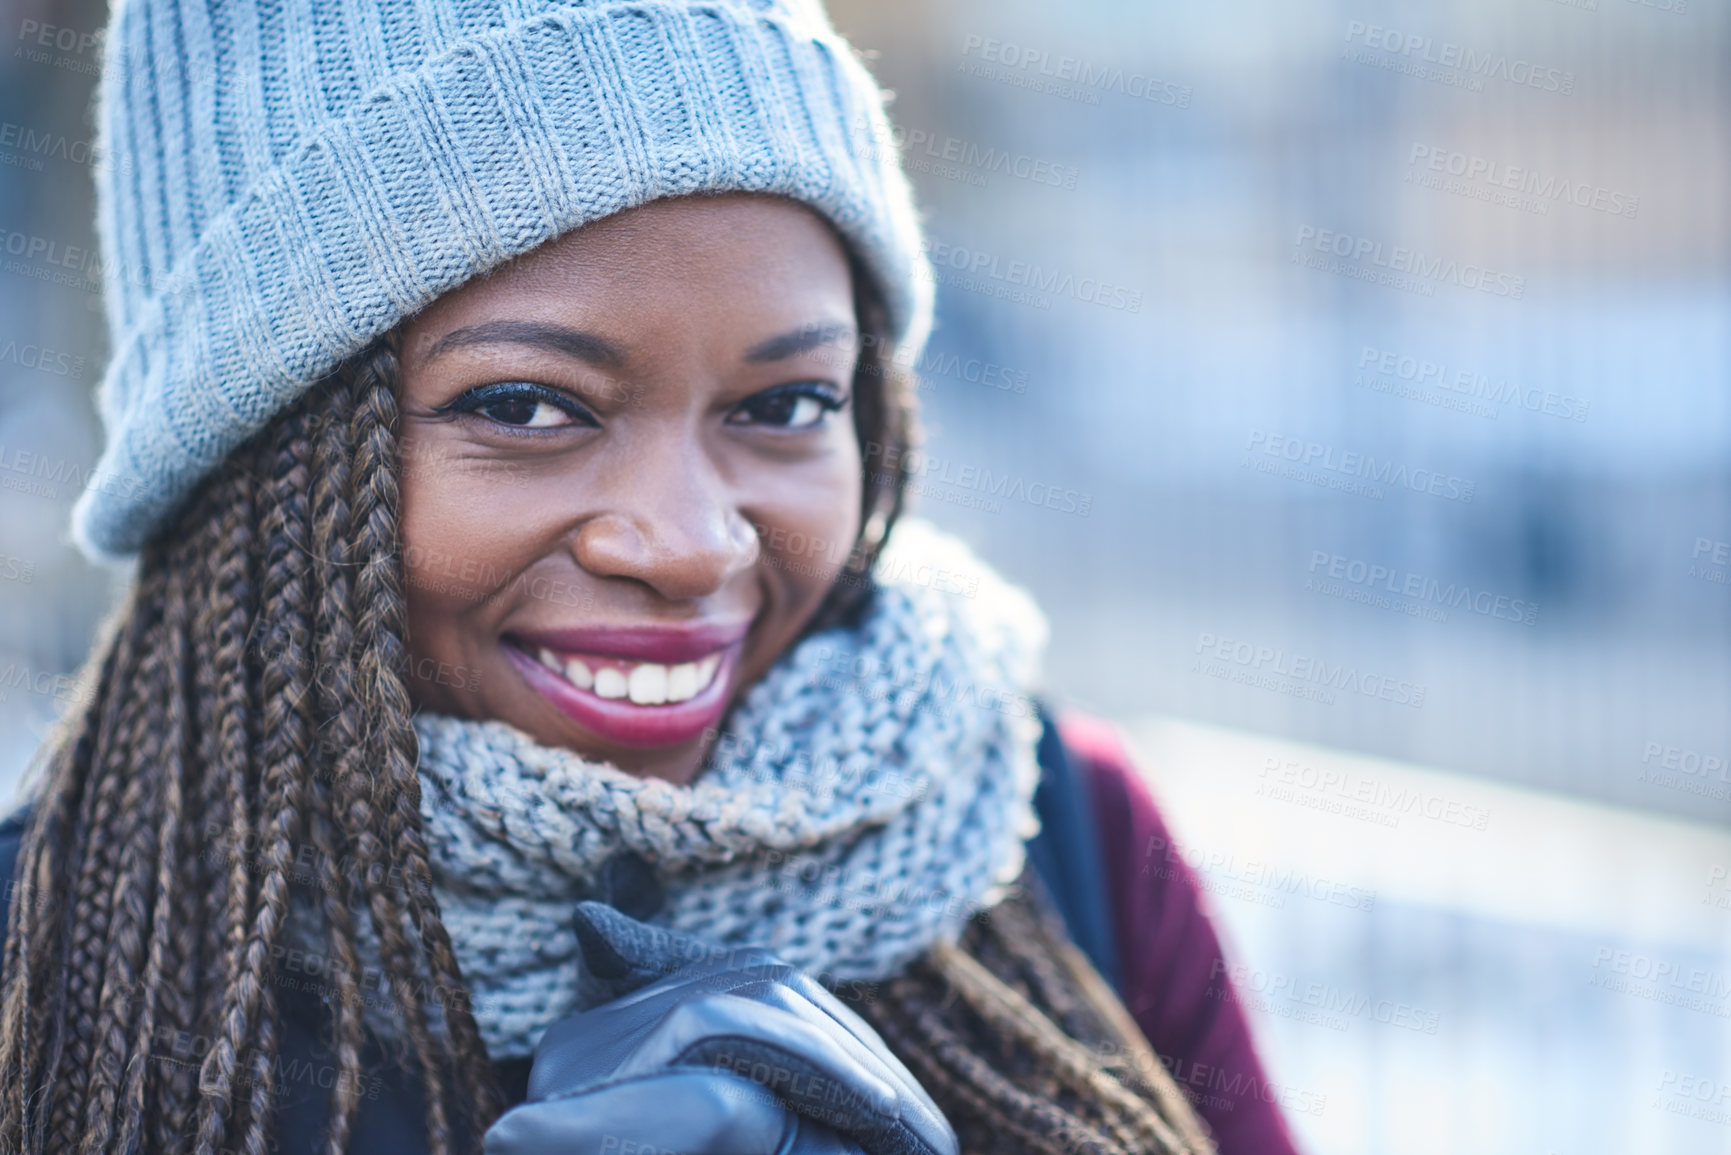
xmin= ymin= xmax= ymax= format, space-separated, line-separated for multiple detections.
xmin=483 ymin=901 xmax=959 ymax=1155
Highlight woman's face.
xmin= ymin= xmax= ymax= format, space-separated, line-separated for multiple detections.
xmin=396 ymin=193 xmax=863 ymax=785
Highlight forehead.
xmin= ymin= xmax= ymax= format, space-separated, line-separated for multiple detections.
xmin=404 ymin=193 xmax=858 ymax=352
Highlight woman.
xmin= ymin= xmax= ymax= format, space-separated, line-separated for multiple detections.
xmin=0 ymin=0 xmax=1300 ymax=1152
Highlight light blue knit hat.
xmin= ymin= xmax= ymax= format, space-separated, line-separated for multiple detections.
xmin=70 ymin=0 xmax=933 ymax=563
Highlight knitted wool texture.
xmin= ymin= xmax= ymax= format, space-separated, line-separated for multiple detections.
xmin=287 ymin=519 xmax=1048 ymax=1058
xmin=73 ymin=0 xmax=933 ymax=563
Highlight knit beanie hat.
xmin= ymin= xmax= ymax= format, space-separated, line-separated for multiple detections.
xmin=70 ymin=0 xmax=933 ymax=564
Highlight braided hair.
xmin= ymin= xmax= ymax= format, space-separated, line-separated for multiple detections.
xmin=0 ymin=272 xmax=1212 ymax=1153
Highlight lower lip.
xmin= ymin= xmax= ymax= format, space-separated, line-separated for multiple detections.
xmin=503 ymin=641 xmax=743 ymax=749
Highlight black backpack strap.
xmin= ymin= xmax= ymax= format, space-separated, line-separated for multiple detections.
xmin=1022 ymin=703 xmax=1124 ymax=996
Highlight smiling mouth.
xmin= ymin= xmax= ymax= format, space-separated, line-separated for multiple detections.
xmin=524 ymin=645 xmax=724 ymax=706
xmin=501 ymin=627 xmax=747 ymax=749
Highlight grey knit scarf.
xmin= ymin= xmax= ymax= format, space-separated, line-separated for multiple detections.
xmin=289 ymin=518 xmax=1048 ymax=1058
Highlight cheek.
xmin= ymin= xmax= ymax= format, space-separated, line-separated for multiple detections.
xmin=752 ymin=443 xmax=863 ymax=585
xmin=396 ymin=446 xmax=525 ymax=642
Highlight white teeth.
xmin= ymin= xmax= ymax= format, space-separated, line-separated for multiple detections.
xmin=538 ymin=647 xmax=726 ymax=705
xmin=667 ymin=662 xmax=699 ymax=702
xmin=627 ymin=663 xmax=669 ymax=705
xmin=593 ymin=667 xmax=628 ymax=699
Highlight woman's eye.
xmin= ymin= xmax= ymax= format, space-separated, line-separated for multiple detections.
xmin=436 ymin=383 xmax=596 ymax=431
xmin=731 ymin=384 xmax=846 ymax=430
xmin=479 ymin=397 xmax=569 ymax=428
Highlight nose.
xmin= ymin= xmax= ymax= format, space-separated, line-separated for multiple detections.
xmin=569 ymin=449 xmax=761 ymax=602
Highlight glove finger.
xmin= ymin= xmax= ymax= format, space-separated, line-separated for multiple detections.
xmin=782 ymin=1115 xmax=870 ymax=1155
xmin=759 ymin=969 xmax=955 ymax=1133
xmin=485 ymin=1068 xmax=792 ymax=1155
xmin=531 ymin=957 xmax=824 ymax=1100
xmin=561 ymin=903 xmax=952 ymax=1151
xmin=719 ymin=978 xmax=948 ymax=1140
xmin=552 ymin=967 xmax=938 ymax=1124
xmin=575 ymin=900 xmax=787 ymax=1000
xmin=629 ymin=993 xmax=957 ymax=1155
xmin=576 ymin=905 xmax=933 ymax=1123
xmin=556 ymin=917 xmax=952 ymax=1148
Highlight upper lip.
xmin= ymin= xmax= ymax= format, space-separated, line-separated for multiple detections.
xmin=508 ymin=619 xmax=753 ymax=665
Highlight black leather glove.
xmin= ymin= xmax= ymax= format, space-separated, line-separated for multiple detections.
xmin=483 ymin=902 xmax=958 ymax=1155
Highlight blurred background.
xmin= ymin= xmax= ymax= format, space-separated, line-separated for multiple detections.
xmin=2 ymin=0 xmax=1728 ymax=1150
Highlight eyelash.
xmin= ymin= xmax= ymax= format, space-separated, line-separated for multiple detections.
xmin=434 ymin=381 xmax=848 ymax=434
xmin=433 ymin=382 xmax=597 ymax=433
xmin=725 ymin=382 xmax=848 ymax=429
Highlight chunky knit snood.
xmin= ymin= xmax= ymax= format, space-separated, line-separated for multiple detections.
xmin=286 ymin=519 xmax=1049 ymax=1057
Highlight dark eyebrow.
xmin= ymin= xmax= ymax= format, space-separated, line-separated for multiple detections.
xmin=743 ymin=322 xmax=858 ymax=364
xmin=423 ymin=320 xmax=627 ymax=368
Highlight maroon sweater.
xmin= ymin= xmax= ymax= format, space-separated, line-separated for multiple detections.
xmin=1057 ymin=711 xmax=1304 ymax=1155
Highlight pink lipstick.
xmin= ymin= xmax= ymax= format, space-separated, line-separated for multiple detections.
xmin=503 ymin=620 xmax=751 ymax=748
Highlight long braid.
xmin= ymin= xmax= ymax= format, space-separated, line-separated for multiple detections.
xmin=347 ymin=344 xmax=500 ymax=1146
xmin=47 ymin=565 xmax=168 ymax=1149
xmin=192 ymin=414 xmax=299 ymax=1154
xmin=77 ymin=563 xmax=178 ymax=1151
xmin=858 ymin=874 xmax=1220 ymax=1155
xmin=307 ymin=369 xmax=372 ymax=1155
xmin=112 ymin=557 xmax=195 ymax=1154
xmin=344 ymin=351 xmax=457 ymax=1154
xmin=126 ymin=550 xmax=200 ymax=1155
xmin=236 ymin=401 xmax=319 ymax=1155
xmin=148 ymin=487 xmax=233 ymax=1154
xmin=0 ymin=349 xmax=500 ymax=1154
xmin=193 ymin=464 xmax=268 ymax=1154
xmin=0 ymin=587 xmax=130 ymax=1146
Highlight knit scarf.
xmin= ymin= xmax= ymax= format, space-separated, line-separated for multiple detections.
xmin=288 ymin=519 xmax=1050 ymax=1058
